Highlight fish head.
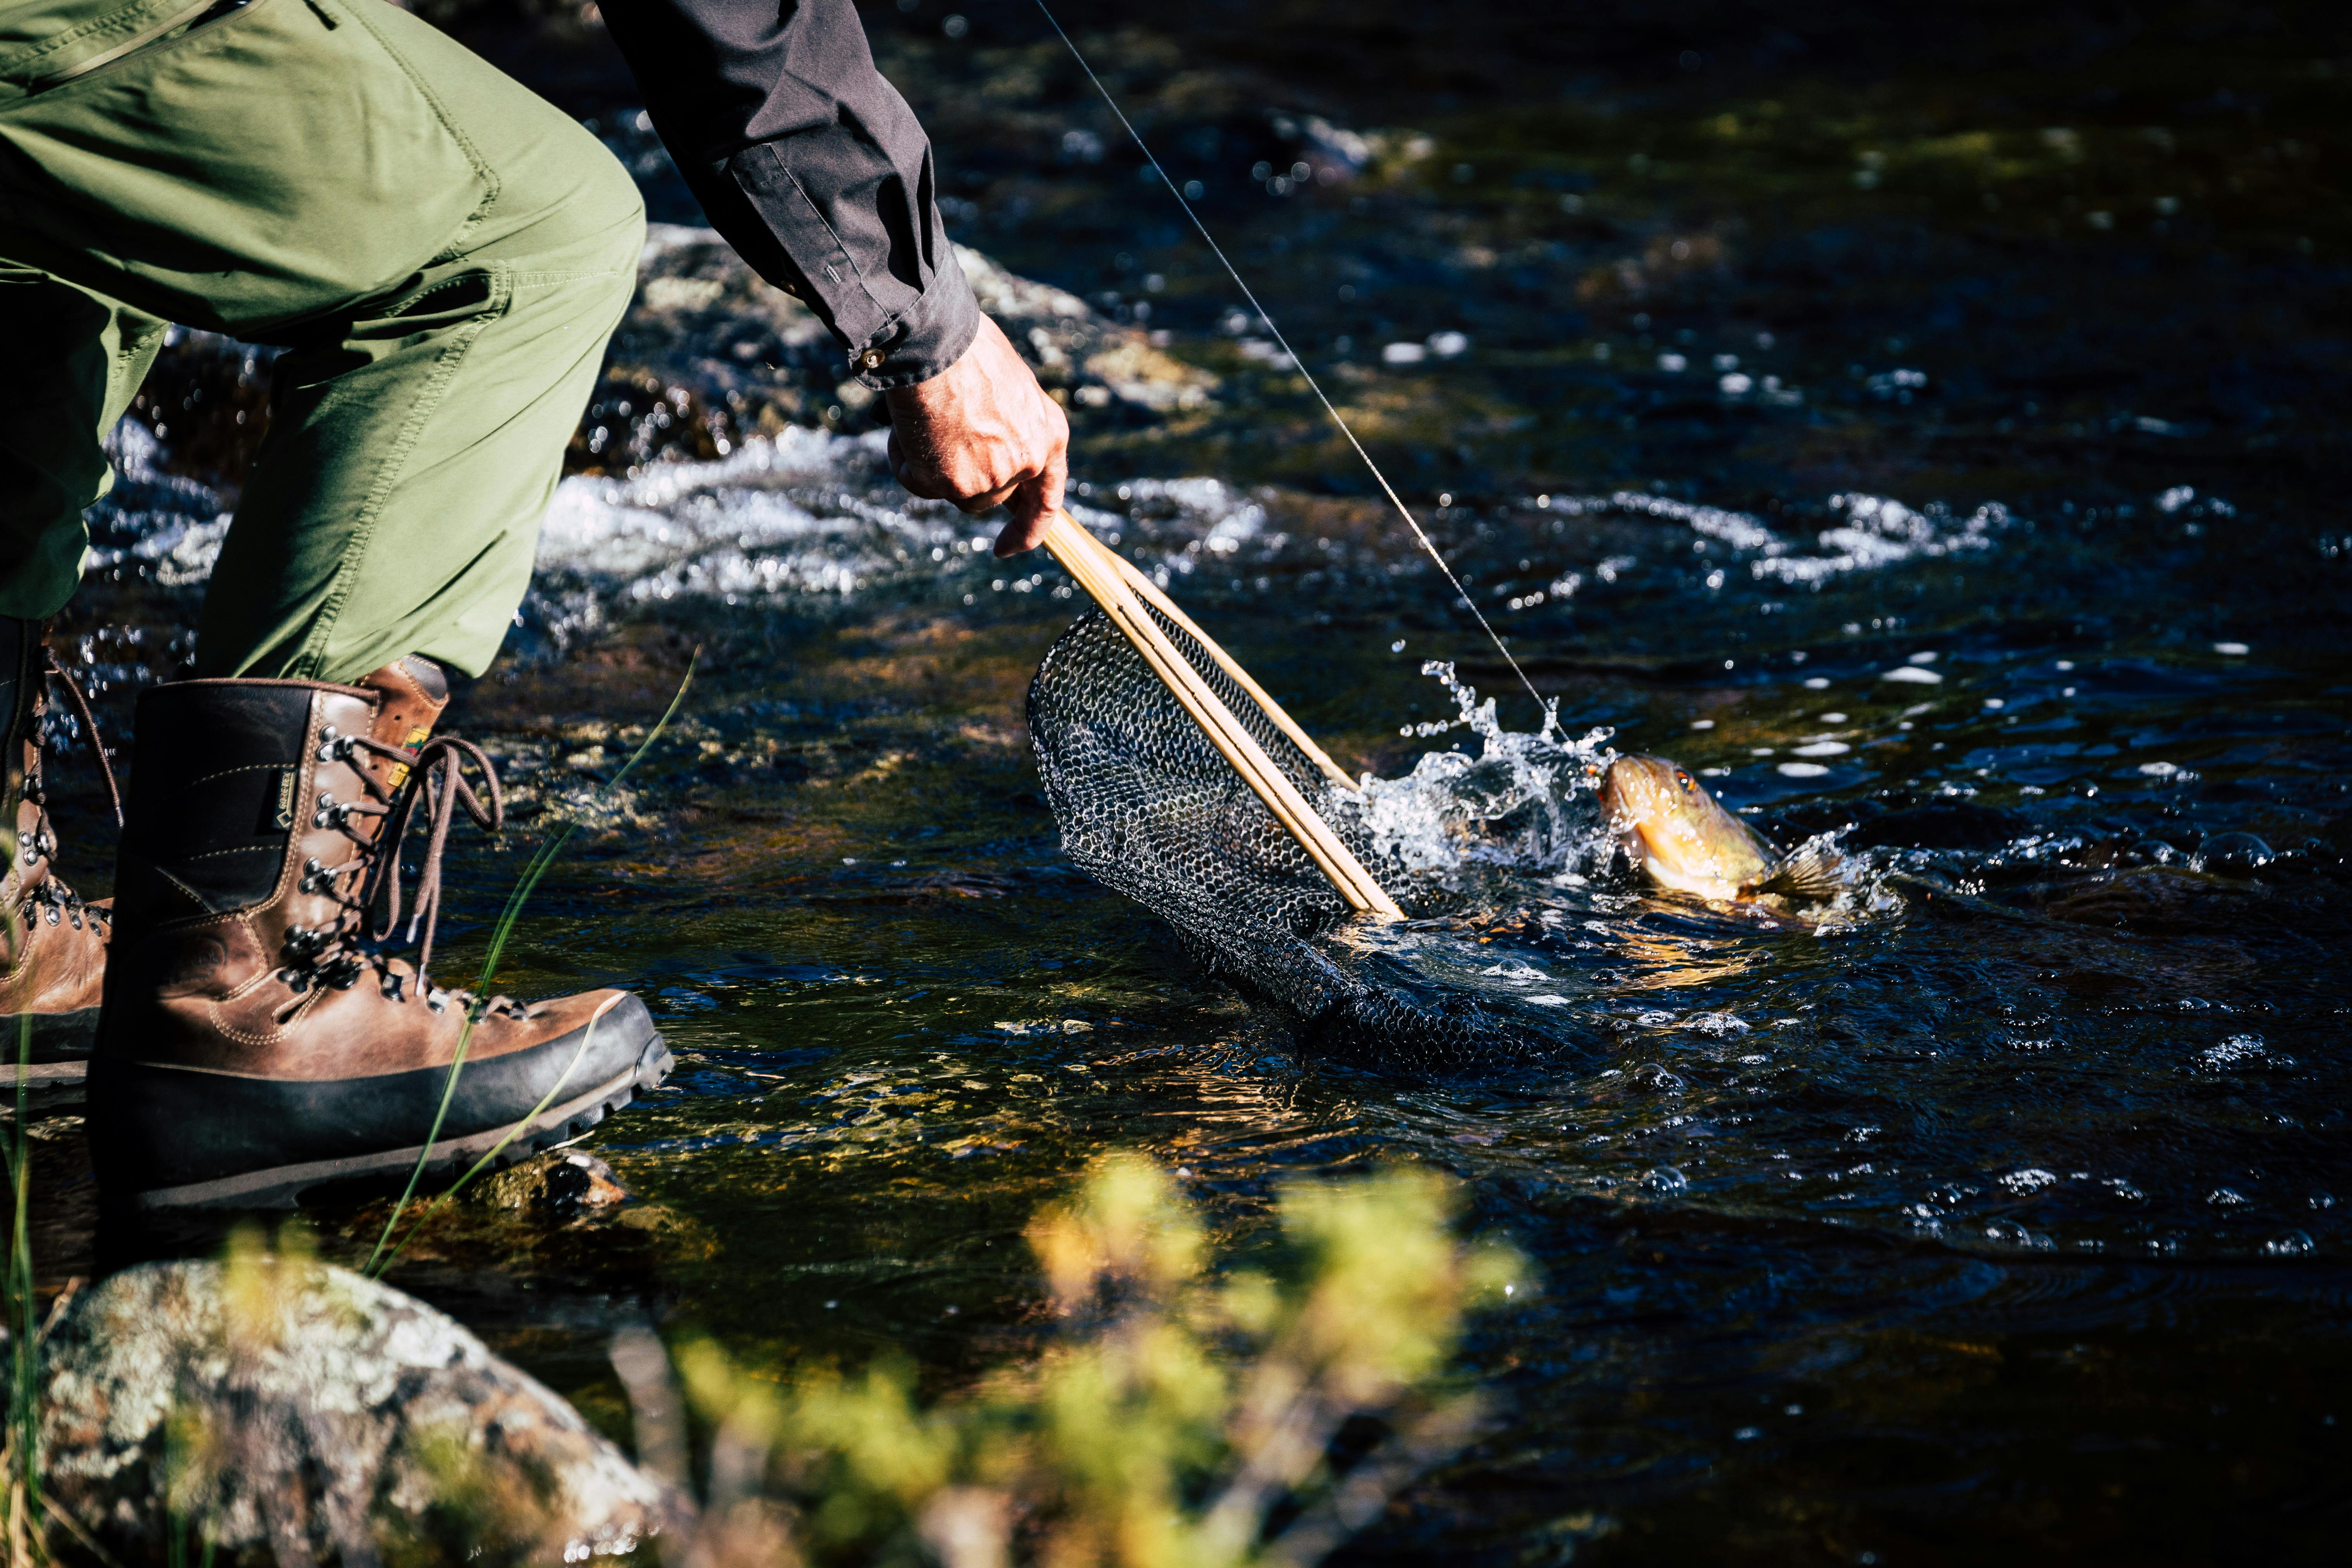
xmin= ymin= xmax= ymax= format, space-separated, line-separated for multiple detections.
xmin=1598 ymin=755 xmax=1778 ymax=899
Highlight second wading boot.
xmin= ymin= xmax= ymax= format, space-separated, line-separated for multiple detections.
xmin=90 ymin=659 xmax=672 ymax=1209
xmin=0 ymin=616 xmax=119 ymax=1084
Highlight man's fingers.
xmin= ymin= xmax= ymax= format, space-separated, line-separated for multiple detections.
xmin=992 ymin=395 xmax=1070 ymax=555
xmin=992 ymin=514 xmax=1051 ymax=558
xmin=890 ymin=431 xmax=956 ymax=500
xmin=996 ymin=460 xmax=1065 ymax=557
xmin=954 ymin=480 xmax=1021 ymax=516
xmin=1035 ymin=426 xmax=1068 ymax=521
xmin=994 ymin=482 xmax=1056 ymax=557
xmin=880 ymin=307 xmax=1071 ymax=530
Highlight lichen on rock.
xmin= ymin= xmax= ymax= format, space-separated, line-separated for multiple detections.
xmin=39 ymin=1255 xmax=682 ymax=1565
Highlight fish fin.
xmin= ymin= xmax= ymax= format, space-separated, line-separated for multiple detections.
xmin=1745 ymin=841 xmax=1846 ymax=904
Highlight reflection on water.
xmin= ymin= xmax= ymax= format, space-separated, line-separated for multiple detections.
xmin=25 ymin=1 xmax=2352 ymax=1561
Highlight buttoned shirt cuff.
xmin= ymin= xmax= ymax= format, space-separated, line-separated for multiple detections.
xmin=845 ymin=244 xmax=981 ymax=390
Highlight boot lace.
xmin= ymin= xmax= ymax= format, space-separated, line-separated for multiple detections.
xmin=279 ymin=726 xmax=528 ymax=1014
xmin=8 ymin=652 xmax=122 ymax=933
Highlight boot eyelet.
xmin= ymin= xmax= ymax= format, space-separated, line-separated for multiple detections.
xmin=282 ymin=924 xmax=332 ymax=962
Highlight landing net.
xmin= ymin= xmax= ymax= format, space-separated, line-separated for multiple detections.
xmin=1029 ymin=605 xmax=1547 ymax=1067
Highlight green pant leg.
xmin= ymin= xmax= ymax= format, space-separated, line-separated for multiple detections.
xmin=193 ymin=0 xmax=644 ymax=683
xmin=0 ymin=271 xmax=166 ymax=620
xmin=197 ymin=177 xmax=644 ymax=685
xmin=0 ymin=0 xmax=641 ymax=682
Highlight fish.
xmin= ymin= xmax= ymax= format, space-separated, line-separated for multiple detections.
xmin=1596 ymin=755 xmax=1844 ymax=905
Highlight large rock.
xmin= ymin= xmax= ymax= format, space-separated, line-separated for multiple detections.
xmin=40 ymin=1258 xmax=682 ymax=1565
xmin=607 ymin=224 xmax=1214 ymax=449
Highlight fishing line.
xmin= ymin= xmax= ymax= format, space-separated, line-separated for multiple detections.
xmin=1028 ymin=0 xmax=1551 ymax=723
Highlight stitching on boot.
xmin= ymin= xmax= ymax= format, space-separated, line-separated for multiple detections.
xmin=150 ymin=862 xmax=214 ymax=918
xmin=174 ymin=761 xmax=289 ymax=792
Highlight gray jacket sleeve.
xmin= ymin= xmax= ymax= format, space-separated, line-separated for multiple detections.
xmin=597 ymin=0 xmax=980 ymax=389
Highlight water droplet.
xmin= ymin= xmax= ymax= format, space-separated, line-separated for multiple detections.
xmin=2195 ymin=832 xmax=2274 ymax=873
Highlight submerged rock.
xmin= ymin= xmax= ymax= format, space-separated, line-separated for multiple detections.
xmin=40 ymin=1258 xmax=682 ymax=1565
xmin=467 ymin=1149 xmax=630 ymax=1220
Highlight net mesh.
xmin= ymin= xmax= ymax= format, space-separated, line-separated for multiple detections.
xmin=1028 ymin=605 xmax=1540 ymax=1066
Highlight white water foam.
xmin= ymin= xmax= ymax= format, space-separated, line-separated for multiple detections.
xmin=522 ymin=435 xmax=1293 ymax=647
xmin=1539 ymin=489 xmax=2009 ymax=587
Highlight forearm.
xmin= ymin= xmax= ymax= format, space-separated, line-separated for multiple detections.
xmin=598 ymin=0 xmax=979 ymax=389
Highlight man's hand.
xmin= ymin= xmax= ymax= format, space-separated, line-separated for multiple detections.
xmin=884 ymin=313 xmax=1069 ymax=557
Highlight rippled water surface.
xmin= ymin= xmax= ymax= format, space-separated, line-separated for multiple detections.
xmin=29 ymin=2 xmax=2352 ymax=1561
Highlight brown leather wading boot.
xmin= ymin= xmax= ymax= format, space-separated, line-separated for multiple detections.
xmin=0 ymin=617 xmax=119 ymax=1085
xmin=90 ymin=657 xmax=672 ymax=1209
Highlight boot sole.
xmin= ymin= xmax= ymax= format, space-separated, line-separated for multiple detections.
xmin=110 ymin=1034 xmax=674 ymax=1213
xmin=0 ymin=1008 xmax=100 ymax=1094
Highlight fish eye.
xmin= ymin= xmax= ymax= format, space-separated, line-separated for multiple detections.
xmin=1674 ymin=769 xmax=1694 ymax=792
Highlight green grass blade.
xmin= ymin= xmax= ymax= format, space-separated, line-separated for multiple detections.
xmin=10 ymin=997 xmax=41 ymax=1538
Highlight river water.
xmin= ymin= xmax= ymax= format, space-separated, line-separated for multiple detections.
xmin=27 ymin=1 xmax=2352 ymax=1561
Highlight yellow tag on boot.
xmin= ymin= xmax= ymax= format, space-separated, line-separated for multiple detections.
xmin=384 ymin=725 xmax=432 ymax=790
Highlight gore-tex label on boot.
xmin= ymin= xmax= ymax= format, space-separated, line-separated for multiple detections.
xmin=268 ymin=769 xmax=296 ymax=832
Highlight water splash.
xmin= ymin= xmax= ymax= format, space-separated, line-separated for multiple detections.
xmin=1351 ymin=663 xmax=1612 ymax=876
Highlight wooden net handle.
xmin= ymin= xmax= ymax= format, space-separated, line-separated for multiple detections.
xmin=1096 ymin=552 xmax=1354 ymax=788
xmin=1041 ymin=512 xmax=1403 ymax=922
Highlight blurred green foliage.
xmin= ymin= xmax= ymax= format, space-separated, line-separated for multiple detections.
xmin=662 ymin=1152 xmax=1522 ymax=1568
